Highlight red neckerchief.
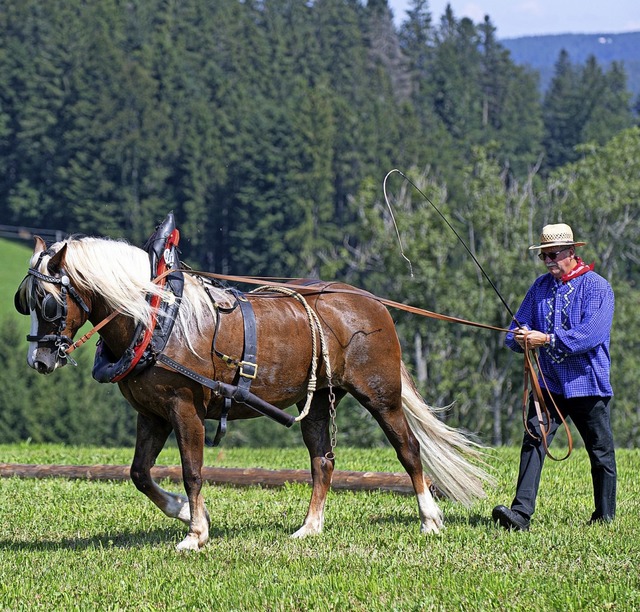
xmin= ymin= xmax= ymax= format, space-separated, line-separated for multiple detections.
xmin=562 ymin=256 xmax=594 ymax=283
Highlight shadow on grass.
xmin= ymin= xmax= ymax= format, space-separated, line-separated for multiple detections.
xmin=366 ymin=509 xmax=494 ymax=529
xmin=0 ymin=511 xmax=501 ymax=553
xmin=0 ymin=519 xmax=299 ymax=552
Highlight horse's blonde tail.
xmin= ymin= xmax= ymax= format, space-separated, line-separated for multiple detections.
xmin=400 ymin=362 xmax=495 ymax=507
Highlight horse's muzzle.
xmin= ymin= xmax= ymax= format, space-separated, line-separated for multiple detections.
xmin=28 ymin=345 xmax=66 ymax=374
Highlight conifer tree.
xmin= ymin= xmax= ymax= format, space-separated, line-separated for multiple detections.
xmin=477 ymin=16 xmax=543 ymax=175
xmin=542 ymin=50 xmax=581 ymax=169
xmin=580 ymin=60 xmax=634 ymax=145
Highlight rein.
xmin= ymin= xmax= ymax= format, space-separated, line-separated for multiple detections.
xmin=59 ymin=257 xmax=572 ymax=459
xmin=523 ymin=337 xmax=573 ymax=461
xmin=182 ymin=272 xmax=573 ymax=457
xmin=178 ymin=271 xmax=511 ymax=334
xmin=65 ymin=267 xmax=572 ymax=458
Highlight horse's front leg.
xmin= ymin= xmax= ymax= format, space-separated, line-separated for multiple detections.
xmin=130 ymin=413 xmax=193 ymax=525
xmin=171 ymin=405 xmax=210 ymax=552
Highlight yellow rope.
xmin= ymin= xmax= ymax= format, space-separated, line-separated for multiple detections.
xmin=250 ymin=285 xmax=332 ymax=421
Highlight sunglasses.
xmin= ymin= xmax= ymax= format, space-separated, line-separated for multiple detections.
xmin=538 ymin=248 xmax=570 ymax=261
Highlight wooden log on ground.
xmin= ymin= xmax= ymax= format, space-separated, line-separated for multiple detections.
xmin=0 ymin=463 xmax=414 ymax=494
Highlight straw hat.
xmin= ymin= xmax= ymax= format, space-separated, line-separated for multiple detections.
xmin=528 ymin=223 xmax=586 ymax=251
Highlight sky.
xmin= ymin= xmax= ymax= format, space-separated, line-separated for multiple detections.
xmin=388 ymin=0 xmax=640 ymax=39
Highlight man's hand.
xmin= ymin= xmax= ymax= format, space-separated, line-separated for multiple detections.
xmin=513 ymin=327 xmax=549 ymax=349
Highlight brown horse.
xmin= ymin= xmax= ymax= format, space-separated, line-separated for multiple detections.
xmin=14 ymin=233 xmax=491 ymax=551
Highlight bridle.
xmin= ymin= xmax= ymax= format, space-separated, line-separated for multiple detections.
xmin=15 ymin=252 xmax=90 ymax=364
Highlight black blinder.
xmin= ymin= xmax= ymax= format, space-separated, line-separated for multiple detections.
xmin=14 ymin=276 xmax=32 ymax=315
xmin=41 ymin=293 xmax=64 ymax=322
xmin=14 ymin=275 xmax=64 ymax=322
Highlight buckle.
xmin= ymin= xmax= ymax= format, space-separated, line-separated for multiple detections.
xmin=239 ymin=361 xmax=258 ymax=379
xmin=220 ymin=354 xmax=238 ymax=369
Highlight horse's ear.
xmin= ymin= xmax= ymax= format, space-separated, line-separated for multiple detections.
xmin=33 ymin=235 xmax=47 ymax=255
xmin=47 ymin=243 xmax=68 ymax=275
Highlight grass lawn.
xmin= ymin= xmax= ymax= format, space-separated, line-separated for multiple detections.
xmin=0 ymin=444 xmax=638 ymax=610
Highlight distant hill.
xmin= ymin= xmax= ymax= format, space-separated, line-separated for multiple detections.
xmin=501 ymin=31 xmax=640 ymax=102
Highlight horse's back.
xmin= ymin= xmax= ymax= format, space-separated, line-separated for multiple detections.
xmin=262 ymin=280 xmax=403 ymax=382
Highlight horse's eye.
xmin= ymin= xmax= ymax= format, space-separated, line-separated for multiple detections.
xmin=41 ymin=294 xmax=61 ymax=322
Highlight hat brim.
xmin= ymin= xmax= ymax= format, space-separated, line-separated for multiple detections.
xmin=529 ymin=241 xmax=587 ymax=251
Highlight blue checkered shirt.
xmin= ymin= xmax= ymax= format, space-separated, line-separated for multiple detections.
xmin=505 ymin=270 xmax=614 ymax=398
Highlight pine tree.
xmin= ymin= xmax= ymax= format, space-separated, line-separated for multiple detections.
xmin=398 ymin=0 xmax=435 ymax=116
xmin=543 ymin=51 xmax=634 ymax=172
xmin=581 ymin=60 xmax=634 ymax=145
xmin=0 ymin=0 xmax=83 ymax=229
xmin=477 ymin=16 xmax=543 ymax=175
xmin=432 ymin=9 xmax=483 ymax=143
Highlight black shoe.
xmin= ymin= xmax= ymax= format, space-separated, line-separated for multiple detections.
xmin=589 ymin=514 xmax=614 ymax=525
xmin=492 ymin=505 xmax=530 ymax=531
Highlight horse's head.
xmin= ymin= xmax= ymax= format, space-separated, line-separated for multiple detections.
xmin=14 ymin=236 xmax=91 ymax=374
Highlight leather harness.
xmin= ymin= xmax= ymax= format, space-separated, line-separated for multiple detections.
xmin=91 ymin=215 xmax=184 ymax=383
xmin=87 ymin=214 xmax=292 ymax=445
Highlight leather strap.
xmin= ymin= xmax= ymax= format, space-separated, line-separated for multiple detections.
xmin=183 ymin=271 xmax=511 ymax=334
xmin=212 ymin=397 xmax=232 ymax=447
xmin=156 ymin=353 xmax=295 ymax=428
xmin=230 ymin=290 xmax=258 ymax=403
xmin=523 ymin=338 xmax=573 ymax=461
xmin=202 ymin=288 xmax=258 ymax=443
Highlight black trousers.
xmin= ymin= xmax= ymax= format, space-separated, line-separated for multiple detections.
xmin=511 ymin=391 xmax=616 ymax=521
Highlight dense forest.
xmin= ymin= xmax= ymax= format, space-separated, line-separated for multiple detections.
xmin=1 ymin=0 xmax=639 ymax=449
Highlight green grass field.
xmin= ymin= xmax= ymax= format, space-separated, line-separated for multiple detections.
xmin=0 ymin=444 xmax=638 ymax=610
xmin=0 ymin=235 xmax=31 ymax=277
xmin=0 ymin=237 xmax=32 ymax=322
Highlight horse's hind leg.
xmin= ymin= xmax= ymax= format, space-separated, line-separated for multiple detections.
xmin=130 ymin=413 xmax=202 ymax=534
xmin=292 ymin=388 xmax=345 ymax=538
xmin=353 ymin=383 xmax=444 ymax=534
xmin=376 ymin=405 xmax=443 ymax=533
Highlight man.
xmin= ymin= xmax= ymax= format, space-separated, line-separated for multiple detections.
xmin=493 ymin=223 xmax=616 ymax=531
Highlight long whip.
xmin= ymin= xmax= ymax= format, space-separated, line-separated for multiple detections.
xmin=383 ymin=168 xmax=519 ymax=323
xmin=383 ymin=170 xmax=574 ymax=458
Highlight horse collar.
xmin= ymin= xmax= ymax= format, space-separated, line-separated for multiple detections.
xmin=92 ymin=220 xmax=184 ymax=383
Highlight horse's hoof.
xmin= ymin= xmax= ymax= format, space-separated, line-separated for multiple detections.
xmin=176 ymin=534 xmax=203 ymax=552
xmin=290 ymin=524 xmax=322 ymax=538
xmin=420 ymin=519 xmax=443 ymax=535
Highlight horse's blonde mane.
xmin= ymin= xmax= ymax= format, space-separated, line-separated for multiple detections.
xmin=35 ymin=236 xmax=230 ymax=351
